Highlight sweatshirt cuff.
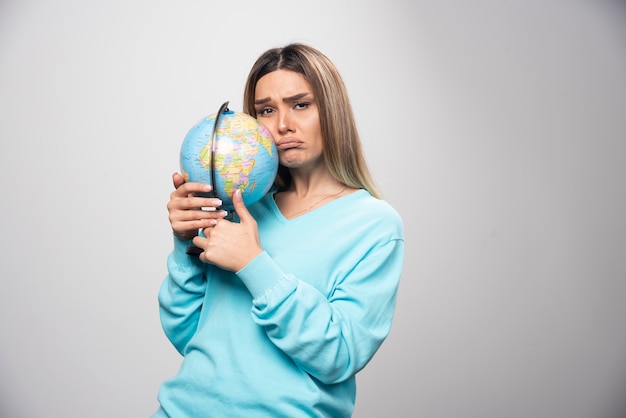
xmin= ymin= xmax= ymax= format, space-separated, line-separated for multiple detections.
xmin=237 ymin=251 xmax=287 ymax=299
xmin=170 ymin=234 xmax=205 ymax=266
xmin=173 ymin=234 xmax=193 ymax=254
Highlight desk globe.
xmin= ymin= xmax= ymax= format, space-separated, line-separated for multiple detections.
xmin=180 ymin=102 xmax=278 ymax=211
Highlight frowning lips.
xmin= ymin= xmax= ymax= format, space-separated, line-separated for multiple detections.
xmin=276 ymin=138 xmax=303 ymax=150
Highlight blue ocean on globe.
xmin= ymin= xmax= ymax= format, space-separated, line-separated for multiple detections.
xmin=180 ymin=109 xmax=278 ymax=210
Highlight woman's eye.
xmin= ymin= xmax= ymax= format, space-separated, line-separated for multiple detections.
xmin=294 ymin=102 xmax=309 ymax=110
xmin=257 ymin=107 xmax=274 ymax=116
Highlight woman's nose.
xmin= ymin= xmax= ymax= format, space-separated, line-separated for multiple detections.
xmin=277 ymin=110 xmax=293 ymax=134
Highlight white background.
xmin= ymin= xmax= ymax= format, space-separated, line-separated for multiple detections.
xmin=1 ymin=1 xmax=626 ymax=417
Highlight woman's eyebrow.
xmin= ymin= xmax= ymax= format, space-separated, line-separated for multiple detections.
xmin=282 ymin=92 xmax=311 ymax=103
xmin=255 ymin=92 xmax=313 ymax=107
xmin=254 ymin=97 xmax=271 ymax=106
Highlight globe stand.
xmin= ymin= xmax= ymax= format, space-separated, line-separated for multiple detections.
xmin=185 ymin=100 xmax=231 ymax=258
xmin=186 ymin=243 xmax=204 ymax=257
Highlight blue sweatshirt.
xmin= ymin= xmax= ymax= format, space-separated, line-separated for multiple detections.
xmin=153 ymin=189 xmax=404 ymax=417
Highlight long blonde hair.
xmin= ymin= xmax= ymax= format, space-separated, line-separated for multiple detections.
xmin=243 ymin=43 xmax=381 ymax=199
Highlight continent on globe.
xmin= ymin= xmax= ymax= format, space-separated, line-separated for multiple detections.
xmin=180 ymin=103 xmax=279 ymax=211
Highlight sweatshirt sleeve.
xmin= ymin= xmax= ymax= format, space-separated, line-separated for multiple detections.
xmin=158 ymin=235 xmax=207 ymax=355
xmin=237 ymin=236 xmax=404 ymax=385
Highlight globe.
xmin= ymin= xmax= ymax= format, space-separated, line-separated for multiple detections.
xmin=180 ymin=105 xmax=278 ymax=211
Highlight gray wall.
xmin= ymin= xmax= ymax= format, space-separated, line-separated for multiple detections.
xmin=1 ymin=1 xmax=625 ymax=417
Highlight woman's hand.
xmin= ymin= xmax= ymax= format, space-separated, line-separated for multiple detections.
xmin=192 ymin=189 xmax=263 ymax=272
xmin=167 ymin=172 xmax=227 ymax=240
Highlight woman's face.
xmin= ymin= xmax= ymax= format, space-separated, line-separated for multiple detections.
xmin=254 ymin=69 xmax=324 ymax=171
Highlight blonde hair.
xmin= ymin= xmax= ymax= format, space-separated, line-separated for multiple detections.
xmin=243 ymin=43 xmax=381 ymax=199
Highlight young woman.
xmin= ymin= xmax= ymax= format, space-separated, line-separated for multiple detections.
xmin=154 ymin=43 xmax=404 ymax=417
